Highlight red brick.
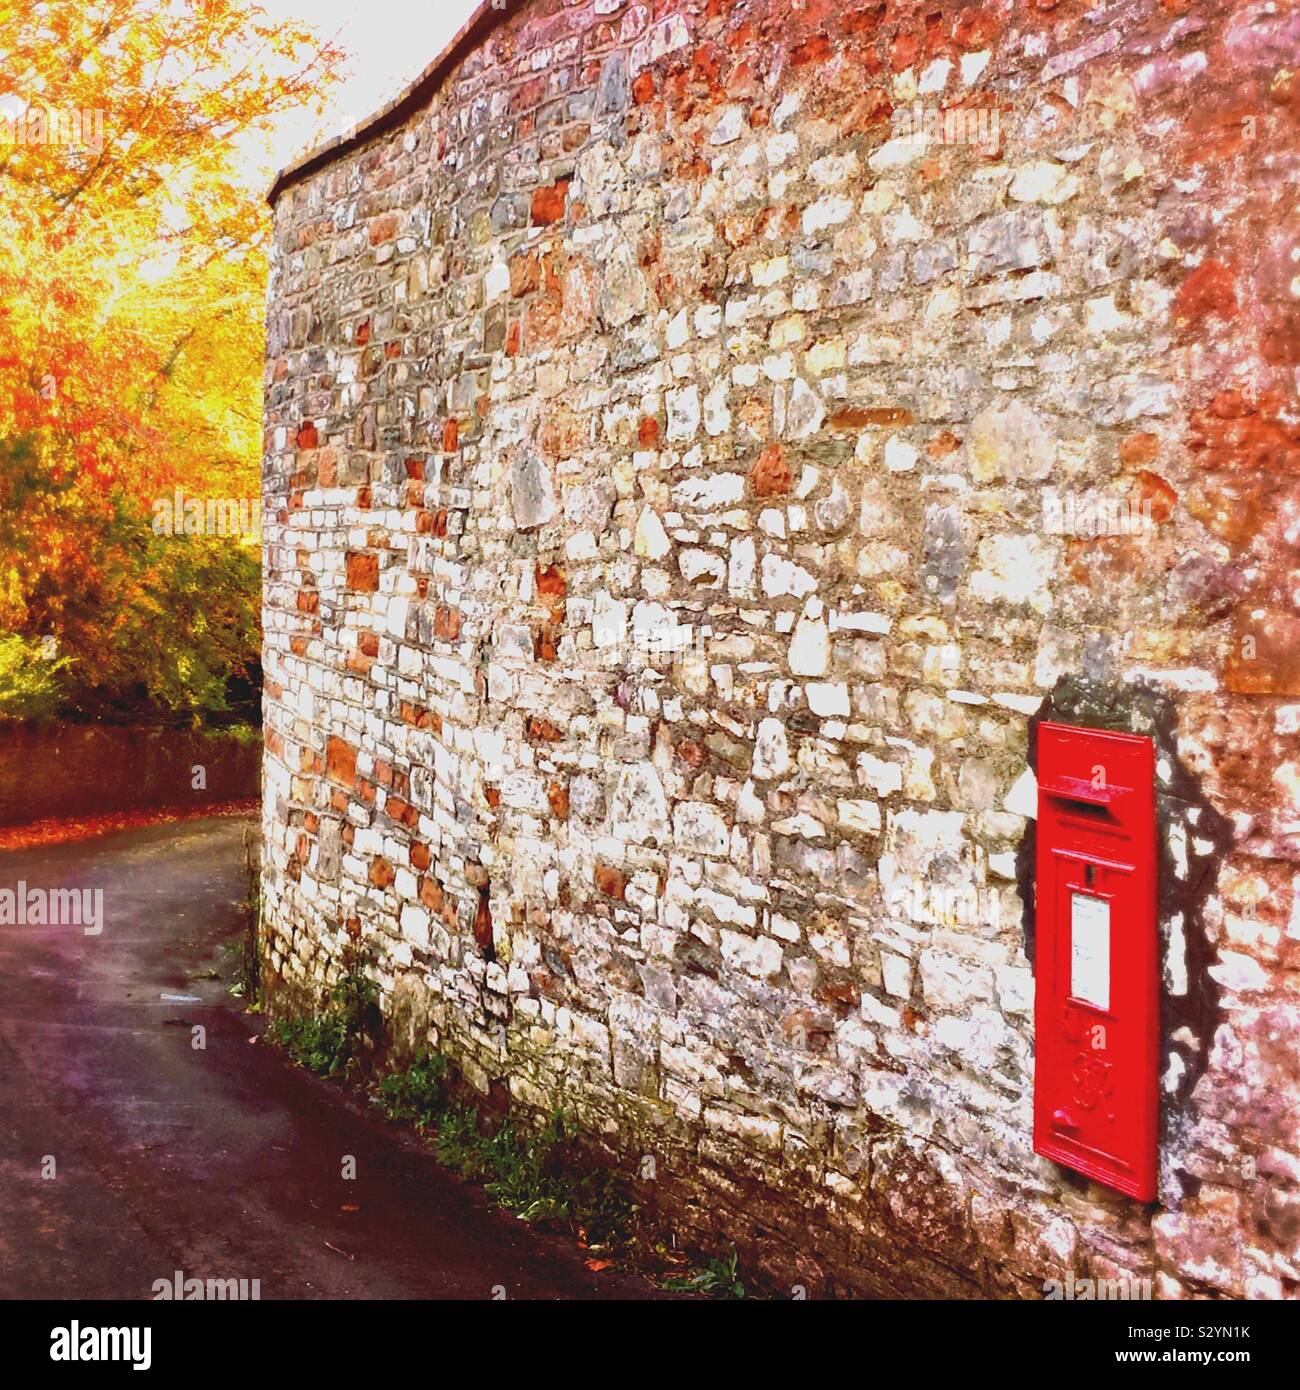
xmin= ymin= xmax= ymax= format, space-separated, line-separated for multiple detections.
xmin=594 ymin=863 xmax=626 ymax=900
xmin=1120 ymin=431 xmax=1160 ymax=468
xmin=1173 ymin=260 xmax=1237 ymax=330
xmin=474 ymin=888 xmax=493 ymax=953
xmin=534 ymin=626 xmax=559 ymax=663
xmin=531 ymin=181 xmax=568 ymax=226
xmin=1225 ymin=610 xmax=1300 ymax=695
xmin=750 ymin=443 xmax=791 ymax=498
xmin=369 ymin=213 xmax=398 ymax=245
xmin=840 ymin=88 xmax=893 ymax=134
xmin=675 ymin=739 xmax=708 ymax=770
xmin=535 ymin=564 xmax=566 ymax=597
xmin=1187 ymin=395 xmax=1300 ymax=472
xmin=433 ymin=605 xmax=462 ymax=641
xmin=927 ymin=430 xmax=962 ymax=459
xmin=845 ymin=3 xmax=888 ymax=37
xmin=1131 ymin=470 xmax=1177 ymax=525
xmin=791 ymin=34 xmax=832 ymax=66
xmin=510 ymin=253 xmax=541 ymax=298
xmin=326 ymin=736 xmax=357 ymax=789
xmin=890 ymin=31 xmax=920 ymax=71
xmin=346 ymin=552 xmax=379 ymax=592
xmin=829 ymin=407 xmax=913 ymax=430
xmin=369 ymin=856 xmax=395 ymax=888
xmin=952 ymin=6 xmax=999 ymax=48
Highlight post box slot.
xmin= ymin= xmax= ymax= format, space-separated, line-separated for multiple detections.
xmin=1040 ymin=775 xmax=1130 ymax=807
xmin=1048 ymin=798 xmax=1115 ymax=827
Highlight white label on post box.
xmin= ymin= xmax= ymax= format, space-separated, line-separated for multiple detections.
xmin=1070 ymin=892 xmax=1110 ymax=1010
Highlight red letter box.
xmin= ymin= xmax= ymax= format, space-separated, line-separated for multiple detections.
xmin=1034 ymin=722 xmax=1158 ymax=1200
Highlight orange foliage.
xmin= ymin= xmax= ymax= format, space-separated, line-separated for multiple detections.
xmin=0 ymin=1 xmax=343 ymax=715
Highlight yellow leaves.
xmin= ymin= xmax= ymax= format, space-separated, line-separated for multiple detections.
xmin=0 ymin=0 xmax=342 ymax=714
xmin=0 ymin=0 xmax=344 ymax=508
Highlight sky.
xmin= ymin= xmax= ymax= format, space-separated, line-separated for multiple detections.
xmin=255 ymin=0 xmax=481 ymax=178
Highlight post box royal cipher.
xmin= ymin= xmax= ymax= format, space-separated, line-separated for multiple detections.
xmin=1034 ymin=722 xmax=1158 ymax=1201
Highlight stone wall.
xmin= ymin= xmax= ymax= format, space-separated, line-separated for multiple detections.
xmin=262 ymin=0 xmax=1300 ymax=1298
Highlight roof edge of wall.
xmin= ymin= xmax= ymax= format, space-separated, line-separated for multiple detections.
xmin=267 ymin=0 xmax=517 ymax=207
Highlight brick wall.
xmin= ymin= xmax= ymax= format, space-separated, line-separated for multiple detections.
xmin=262 ymin=0 xmax=1300 ymax=1297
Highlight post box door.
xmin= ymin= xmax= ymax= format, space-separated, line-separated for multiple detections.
xmin=1034 ymin=723 xmax=1158 ymax=1201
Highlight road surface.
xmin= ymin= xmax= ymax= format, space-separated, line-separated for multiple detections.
xmin=0 ymin=816 xmax=659 ymax=1299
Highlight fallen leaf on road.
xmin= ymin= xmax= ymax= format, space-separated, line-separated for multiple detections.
xmin=0 ymin=800 xmax=259 ymax=852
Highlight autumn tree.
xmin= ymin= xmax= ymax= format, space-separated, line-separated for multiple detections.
xmin=0 ymin=0 xmax=342 ymax=720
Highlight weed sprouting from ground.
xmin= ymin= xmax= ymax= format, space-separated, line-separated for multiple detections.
xmin=662 ymin=1247 xmax=746 ymax=1299
xmin=435 ymin=1103 xmax=636 ymax=1247
xmin=269 ymin=1011 xmax=351 ymax=1077
xmin=373 ymin=1053 xmax=449 ymax=1130
xmin=371 ymin=1067 xmax=636 ymax=1251
xmin=269 ymin=964 xmax=377 ymax=1077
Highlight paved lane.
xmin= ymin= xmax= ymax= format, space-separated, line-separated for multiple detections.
xmin=0 ymin=816 xmax=657 ymax=1299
